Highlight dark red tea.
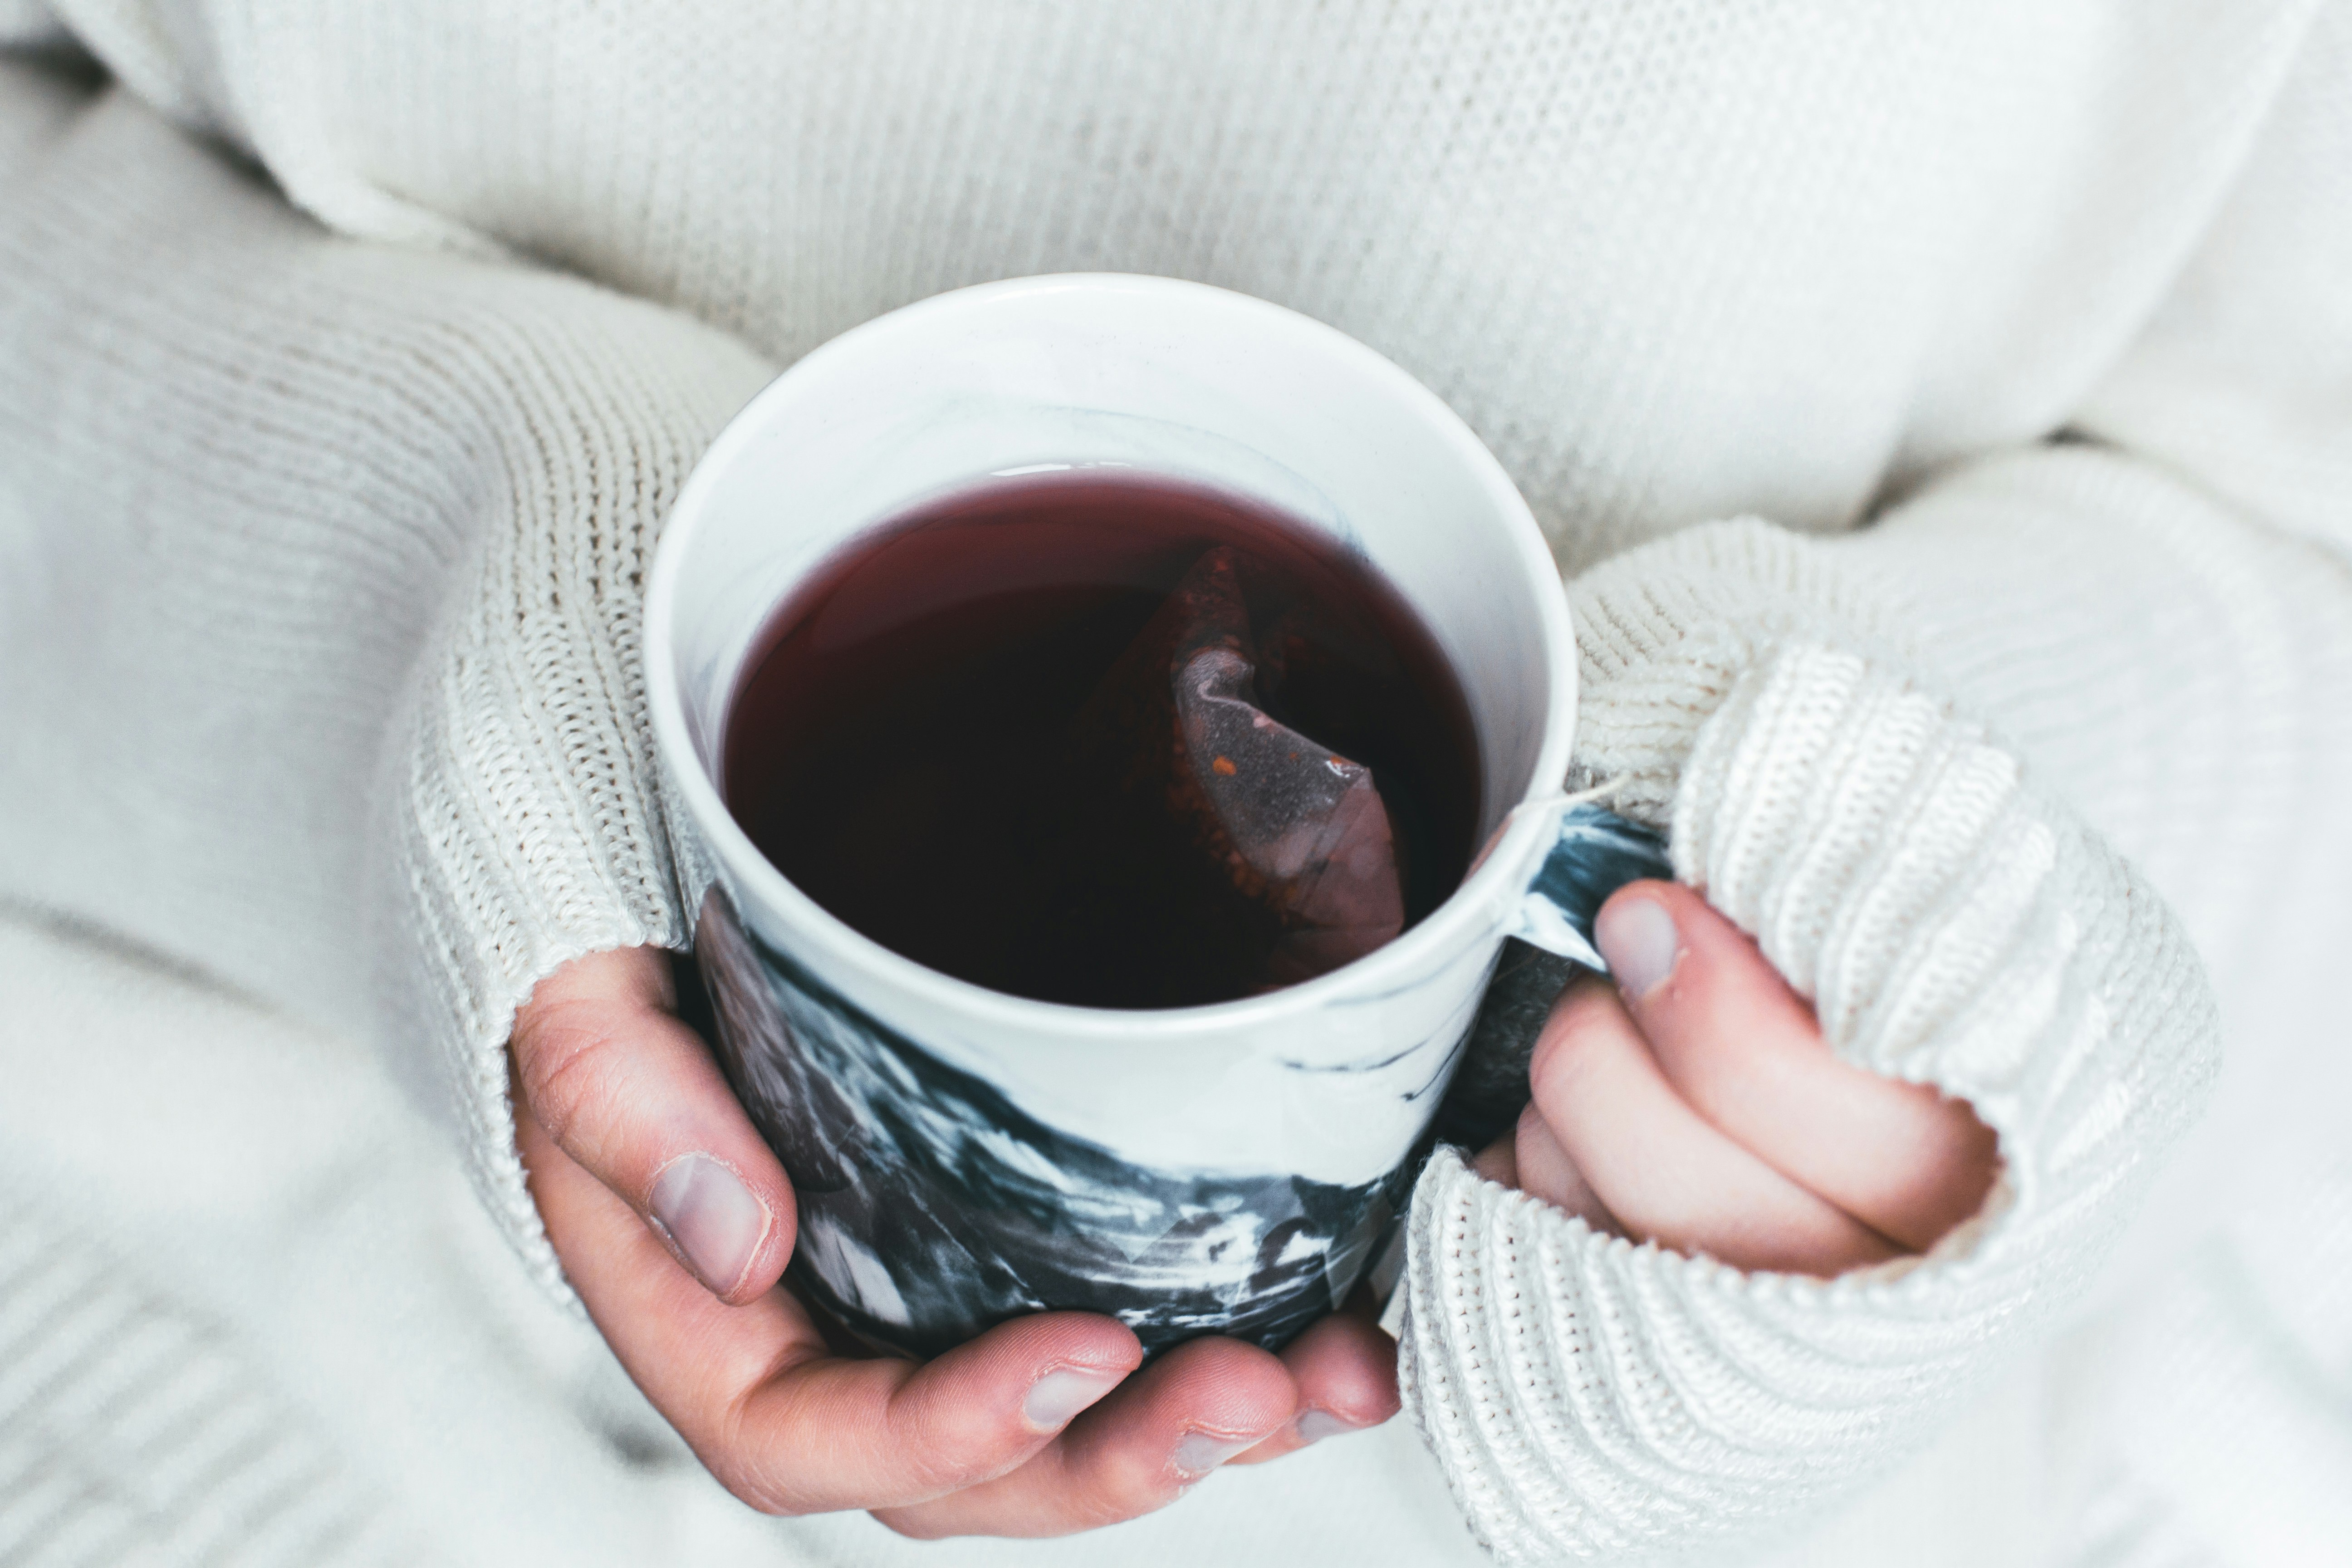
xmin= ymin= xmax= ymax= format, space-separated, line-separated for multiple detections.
xmin=723 ymin=470 xmax=1481 ymax=1009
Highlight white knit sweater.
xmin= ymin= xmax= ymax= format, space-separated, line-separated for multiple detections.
xmin=2 ymin=3 xmax=2347 ymax=1563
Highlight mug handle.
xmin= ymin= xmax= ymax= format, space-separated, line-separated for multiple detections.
xmin=1366 ymin=794 xmax=1675 ymax=1329
xmin=1502 ymin=797 xmax=1674 ymax=972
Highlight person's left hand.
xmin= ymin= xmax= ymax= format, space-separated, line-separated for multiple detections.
xmin=1475 ymin=882 xmax=2001 ymax=1275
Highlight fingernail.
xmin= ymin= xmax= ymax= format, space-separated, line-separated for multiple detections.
xmin=1295 ymin=1409 xmax=1357 ymax=1446
xmin=1597 ymin=896 xmax=1679 ymax=999
xmin=647 ymin=1154 xmax=770 ymax=1298
xmin=1170 ymin=1429 xmax=1258 ymax=1477
xmin=1023 ymin=1366 xmax=1123 ymax=1431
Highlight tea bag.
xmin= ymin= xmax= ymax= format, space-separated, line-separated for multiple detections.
xmin=1055 ymin=546 xmax=1406 ymax=992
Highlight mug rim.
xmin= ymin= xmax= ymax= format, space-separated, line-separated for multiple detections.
xmin=645 ymin=272 xmax=1579 ymax=1044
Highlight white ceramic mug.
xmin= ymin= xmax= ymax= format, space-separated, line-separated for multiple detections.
xmin=645 ymin=274 xmax=1667 ymax=1357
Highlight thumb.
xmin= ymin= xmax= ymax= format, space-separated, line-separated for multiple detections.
xmin=1593 ymin=882 xmax=1998 ymax=1252
xmin=510 ymin=946 xmax=796 ymax=1303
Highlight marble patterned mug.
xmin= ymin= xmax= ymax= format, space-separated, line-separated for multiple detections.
xmin=644 ymin=274 xmax=1668 ymax=1358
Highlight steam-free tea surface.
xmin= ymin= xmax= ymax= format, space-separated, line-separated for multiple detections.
xmin=724 ymin=470 xmax=1479 ymax=1009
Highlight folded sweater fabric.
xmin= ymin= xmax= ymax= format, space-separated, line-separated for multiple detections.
xmin=3 ymin=3 xmax=2348 ymax=1560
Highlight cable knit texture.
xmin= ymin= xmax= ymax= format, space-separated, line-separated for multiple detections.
xmin=4 ymin=2 xmax=2350 ymax=1562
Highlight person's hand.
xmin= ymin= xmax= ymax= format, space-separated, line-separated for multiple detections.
xmin=1475 ymin=882 xmax=2000 ymax=1275
xmin=508 ymin=946 xmax=1398 ymax=1537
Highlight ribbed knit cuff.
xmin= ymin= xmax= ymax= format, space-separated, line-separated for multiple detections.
xmin=374 ymin=305 xmax=772 ymax=1307
xmin=1395 ymin=524 xmax=2219 ymax=1563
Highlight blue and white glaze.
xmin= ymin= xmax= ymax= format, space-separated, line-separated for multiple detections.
xmin=693 ymin=801 xmax=1670 ymax=1359
xmin=643 ymin=276 xmax=1672 ymax=1362
xmin=1509 ymin=802 xmax=1676 ymax=972
xmin=697 ymin=889 xmax=1411 ymax=1355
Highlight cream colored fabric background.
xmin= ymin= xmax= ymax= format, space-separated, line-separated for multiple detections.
xmin=3 ymin=0 xmax=2349 ymax=1561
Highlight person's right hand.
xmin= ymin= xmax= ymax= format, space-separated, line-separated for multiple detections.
xmin=509 ymin=945 xmax=1399 ymax=1538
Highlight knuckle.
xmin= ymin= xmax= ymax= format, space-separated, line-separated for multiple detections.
xmin=1549 ymin=971 xmax=1620 ymax=1027
xmin=1078 ymin=1468 xmax=1179 ymax=1529
xmin=1056 ymin=1444 xmax=1195 ymax=1529
xmin=874 ymin=1509 xmax=955 ymax=1541
xmin=1527 ymin=1026 xmax=1569 ymax=1095
xmin=511 ymin=1000 xmax=637 ymax=1147
xmin=1530 ymin=982 xmax=1617 ymax=1091
xmin=700 ymin=1446 xmax=812 ymax=1518
xmin=890 ymin=1406 xmax=1026 ymax=1496
xmin=725 ymin=1476 xmax=806 ymax=1518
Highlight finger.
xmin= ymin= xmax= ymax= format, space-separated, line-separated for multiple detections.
xmin=518 ymin=1084 xmax=1144 ymax=1514
xmin=1470 ymin=1130 xmax=1519 ymax=1187
xmin=873 ymin=1336 xmax=1298 ymax=1538
xmin=1529 ymin=976 xmax=1903 ymax=1275
xmin=1508 ymin=1101 xmax=1623 ymax=1236
xmin=1595 ymin=883 xmax=2001 ymax=1250
xmin=1228 ymin=1288 xmax=1400 ymax=1464
xmin=510 ymin=946 xmax=793 ymax=1302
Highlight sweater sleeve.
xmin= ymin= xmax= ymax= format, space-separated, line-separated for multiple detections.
xmin=1393 ymin=14 xmax=2352 ymax=1560
xmin=0 ymin=3 xmax=66 ymax=48
xmin=0 ymin=69 xmax=774 ymax=1302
